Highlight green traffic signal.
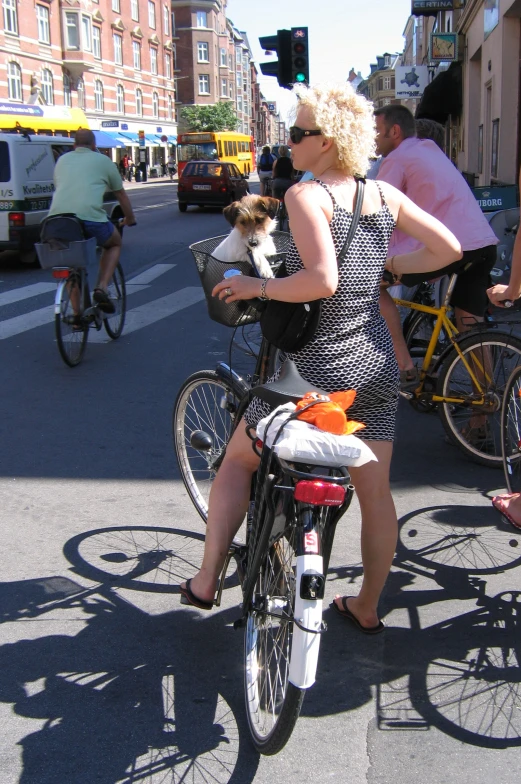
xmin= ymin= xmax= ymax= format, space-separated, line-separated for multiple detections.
xmin=294 ymin=73 xmax=306 ymax=82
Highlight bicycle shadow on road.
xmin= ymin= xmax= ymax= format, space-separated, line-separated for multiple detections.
xmin=0 ymin=575 xmax=259 ymax=783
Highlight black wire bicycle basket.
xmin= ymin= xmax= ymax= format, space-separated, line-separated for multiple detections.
xmin=189 ymin=230 xmax=290 ymax=327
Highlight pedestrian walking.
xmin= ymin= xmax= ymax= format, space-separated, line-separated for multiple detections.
xmin=167 ymin=154 xmax=177 ymax=181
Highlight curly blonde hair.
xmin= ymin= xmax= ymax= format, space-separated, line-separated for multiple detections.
xmin=292 ymin=83 xmax=376 ymax=176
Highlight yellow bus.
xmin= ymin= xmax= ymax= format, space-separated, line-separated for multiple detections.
xmin=176 ymin=131 xmax=254 ymax=177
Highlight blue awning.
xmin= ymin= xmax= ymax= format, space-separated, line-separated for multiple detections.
xmin=93 ymin=129 xmax=124 ymax=148
xmin=155 ymin=134 xmax=177 ymax=144
xmin=118 ymin=131 xmax=139 ymax=144
xmin=104 ymin=131 xmax=135 ymax=145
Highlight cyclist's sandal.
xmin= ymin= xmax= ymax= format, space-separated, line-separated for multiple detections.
xmin=492 ymin=495 xmax=521 ymax=531
xmin=399 ymin=367 xmax=421 ymax=391
xmin=330 ymin=596 xmax=385 ymax=634
xmin=180 ymin=579 xmax=214 ymax=610
xmin=93 ymin=288 xmax=115 ymax=314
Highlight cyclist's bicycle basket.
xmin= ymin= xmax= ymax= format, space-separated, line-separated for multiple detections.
xmin=189 ymin=230 xmax=290 ymax=327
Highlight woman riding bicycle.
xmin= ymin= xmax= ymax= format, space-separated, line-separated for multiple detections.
xmin=271 ymin=145 xmax=295 ymax=200
xmin=181 ymin=82 xmax=461 ymax=632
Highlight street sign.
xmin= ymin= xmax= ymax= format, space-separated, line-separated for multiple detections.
xmin=395 ymin=65 xmax=429 ymax=99
xmin=101 ymin=120 xmax=119 ymax=128
xmin=472 ymin=185 xmax=518 ymax=212
xmin=138 ymin=129 xmax=145 ymax=147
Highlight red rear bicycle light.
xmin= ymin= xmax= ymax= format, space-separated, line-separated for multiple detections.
xmin=294 ymin=481 xmax=345 ymax=506
xmin=51 ymin=267 xmax=70 ymax=279
xmin=8 ymin=212 xmax=25 ymax=228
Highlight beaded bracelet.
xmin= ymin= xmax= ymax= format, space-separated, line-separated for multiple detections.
xmin=260 ymin=278 xmax=270 ymax=300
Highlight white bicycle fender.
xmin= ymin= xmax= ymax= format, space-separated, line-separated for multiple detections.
xmin=54 ymin=280 xmax=66 ymax=314
xmin=288 ymin=554 xmax=323 ymax=689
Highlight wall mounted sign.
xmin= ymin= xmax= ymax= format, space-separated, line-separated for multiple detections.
xmin=430 ymin=32 xmax=459 ymax=61
xmin=395 ymin=65 xmax=429 ymax=99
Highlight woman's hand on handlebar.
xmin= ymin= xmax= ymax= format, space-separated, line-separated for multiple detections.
xmin=487 ymin=283 xmax=517 ymax=308
xmin=120 ymin=216 xmax=137 ymax=227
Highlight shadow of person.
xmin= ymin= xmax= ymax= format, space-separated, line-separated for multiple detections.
xmin=0 ymin=576 xmax=259 ymax=783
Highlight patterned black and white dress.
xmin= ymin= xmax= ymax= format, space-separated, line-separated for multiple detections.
xmin=245 ymin=180 xmax=400 ymax=441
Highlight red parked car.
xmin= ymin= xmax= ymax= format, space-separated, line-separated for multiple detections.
xmin=177 ymin=161 xmax=250 ymax=212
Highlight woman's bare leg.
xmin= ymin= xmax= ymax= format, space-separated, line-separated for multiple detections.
xmin=334 ymin=440 xmax=397 ymax=628
xmin=182 ymin=421 xmax=260 ymax=603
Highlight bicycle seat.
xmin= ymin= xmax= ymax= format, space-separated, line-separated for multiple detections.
xmin=251 ymin=360 xmax=327 ymax=408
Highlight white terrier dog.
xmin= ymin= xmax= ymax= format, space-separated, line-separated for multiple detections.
xmin=212 ymin=194 xmax=280 ymax=278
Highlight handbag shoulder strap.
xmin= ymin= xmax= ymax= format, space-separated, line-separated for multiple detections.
xmin=337 ymin=176 xmax=365 ymax=265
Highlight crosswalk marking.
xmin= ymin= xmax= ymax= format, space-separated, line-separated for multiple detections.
xmin=0 ymin=282 xmax=55 ymax=307
xmin=88 ymin=287 xmax=205 ymax=342
xmin=0 ymin=305 xmax=53 ymax=339
xmin=127 ymin=263 xmax=175 ymax=285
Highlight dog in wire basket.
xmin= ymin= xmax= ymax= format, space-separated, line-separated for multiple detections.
xmin=211 ymin=194 xmax=280 ymax=279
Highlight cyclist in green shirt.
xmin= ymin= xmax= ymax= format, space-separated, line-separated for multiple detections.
xmin=49 ymin=129 xmax=137 ymax=313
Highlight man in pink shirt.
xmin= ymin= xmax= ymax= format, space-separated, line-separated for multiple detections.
xmin=375 ymin=105 xmax=498 ymax=388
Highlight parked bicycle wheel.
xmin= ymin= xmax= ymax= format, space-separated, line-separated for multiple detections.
xmin=55 ymin=273 xmax=88 ymax=367
xmin=244 ymin=514 xmax=305 ymax=754
xmin=173 ymin=371 xmax=239 ymax=522
xmin=501 ymin=364 xmax=521 ymax=493
xmin=437 ymin=331 xmax=521 ymax=467
xmin=103 ymin=262 xmax=126 ymax=339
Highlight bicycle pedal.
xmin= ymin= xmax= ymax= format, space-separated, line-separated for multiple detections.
xmin=233 ymin=616 xmax=245 ymax=630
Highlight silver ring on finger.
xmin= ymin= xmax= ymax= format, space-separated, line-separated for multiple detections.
xmin=225 ymin=287 xmax=232 ymax=296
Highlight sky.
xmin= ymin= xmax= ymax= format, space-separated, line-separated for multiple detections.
xmin=225 ymin=0 xmax=412 ymax=122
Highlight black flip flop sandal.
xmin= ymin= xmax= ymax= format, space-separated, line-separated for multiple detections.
xmin=330 ymin=596 xmax=385 ymax=634
xmin=180 ymin=579 xmax=214 ymax=610
xmin=93 ymin=288 xmax=116 ymax=314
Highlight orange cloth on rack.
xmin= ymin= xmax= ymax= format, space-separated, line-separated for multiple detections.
xmin=295 ymin=391 xmax=366 ymax=436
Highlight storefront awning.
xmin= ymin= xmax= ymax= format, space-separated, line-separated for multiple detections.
xmin=415 ymin=62 xmax=462 ymax=125
xmin=93 ymin=129 xmax=124 ymax=148
xmin=0 ymin=103 xmax=89 ymax=134
xmin=155 ymin=134 xmax=177 ymax=143
xmin=118 ymin=131 xmax=139 ymax=144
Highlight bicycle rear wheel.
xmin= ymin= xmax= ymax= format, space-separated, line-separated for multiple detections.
xmin=244 ymin=516 xmax=305 ymax=755
xmin=501 ymin=364 xmax=521 ymax=493
xmin=437 ymin=331 xmax=521 ymax=467
xmin=103 ymin=263 xmax=126 ymax=339
xmin=173 ymin=371 xmax=238 ymax=522
xmin=55 ymin=275 xmax=88 ymax=367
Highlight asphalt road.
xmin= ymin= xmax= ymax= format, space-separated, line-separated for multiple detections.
xmin=0 ymin=179 xmax=520 ymax=783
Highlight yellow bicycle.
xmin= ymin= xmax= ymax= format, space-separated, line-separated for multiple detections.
xmin=393 ymin=273 xmax=521 ymax=467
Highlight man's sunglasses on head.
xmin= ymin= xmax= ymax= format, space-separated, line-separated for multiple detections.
xmin=289 ymin=126 xmax=322 ymax=144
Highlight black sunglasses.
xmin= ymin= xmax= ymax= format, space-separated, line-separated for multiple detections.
xmin=289 ymin=126 xmax=322 ymax=144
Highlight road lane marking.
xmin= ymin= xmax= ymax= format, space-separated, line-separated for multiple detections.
xmin=0 ymin=285 xmax=204 ymax=340
xmin=127 ymin=263 xmax=176 ymax=285
xmin=88 ymin=287 xmax=205 ymax=342
xmin=0 ymin=282 xmax=56 ymax=307
xmin=134 ymin=201 xmax=178 ymax=211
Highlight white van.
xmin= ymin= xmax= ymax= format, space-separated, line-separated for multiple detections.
xmin=0 ymin=132 xmax=120 ymax=264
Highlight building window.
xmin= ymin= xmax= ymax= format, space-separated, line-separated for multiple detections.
xmin=63 ymin=73 xmax=71 ymax=106
xmin=237 ymin=94 xmax=242 ymax=112
xmin=94 ymin=79 xmax=104 ymax=111
xmin=491 ymin=119 xmax=500 ymax=179
xmin=173 ymin=43 xmax=176 ymax=69
xmin=477 ymin=124 xmax=483 ymax=174
xmin=148 ymin=0 xmax=155 ymax=28
xmin=114 ymin=33 xmax=122 ymax=65
xmin=198 ymin=74 xmax=210 ymax=94
xmin=221 ymin=77 xmax=227 ymax=97
xmin=197 ymin=41 xmax=209 ymax=62
xmin=384 ymin=54 xmax=390 ymax=66
xmin=41 ymin=68 xmax=54 ymax=104
xmin=196 ymin=10 xmax=207 ymax=27
xmin=65 ymin=12 xmax=79 ymax=49
xmin=167 ymin=94 xmax=172 ymax=119
xmin=112 ymin=0 xmax=120 ymax=12
xmin=171 ymin=10 xmax=175 ymax=35
xmin=81 ymin=15 xmax=91 ymax=51
xmin=116 ymin=84 xmax=124 ymax=113
xmin=3 ymin=0 xmax=18 ymax=34
xmin=133 ymin=40 xmax=141 ymax=70
xmin=136 ymin=87 xmax=143 ymax=115
xmin=229 ymin=80 xmax=233 ymax=98
xmin=36 ymin=5 xmax=50 ymax=44
xmin=93 ymin=25 xmax=101 ymax=59
xmin=7 ymin=61 xmax=22 ymax=101
xmin=236 ymin=73 xmax=241 ymax=88
xmin=383 ymin=76 xmax=391 ymax=90
xmin=236 ymin=47 xmax=241 ymax=63
xmin=220 ymin=47 xmax=227 ymax=67
xmin=77 ymin=77 xmax=85 ymax=109
xmin=165 ymin=54 xmax=171 ymax=79
xmin=152 ymin=90 xmax=158 ymax=117
xmin=131 ymin=0 xmax=138 ymax=21
xmin=163 ymin=4 xmax=168 ymax=33
xmin=150 ymin=46 xmax=157 ymax=74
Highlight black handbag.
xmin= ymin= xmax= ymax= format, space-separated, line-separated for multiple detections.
xmin=260 ymin=177 xmax=365 ymax=353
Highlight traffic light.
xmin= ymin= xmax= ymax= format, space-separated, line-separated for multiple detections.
xmin=291 ymin=27 xmax=309 ymax=85
xmin=259 ymin=29 xmax=293 ymax=89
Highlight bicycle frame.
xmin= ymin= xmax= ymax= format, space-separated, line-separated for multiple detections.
xmin=393 ymin=274 xmax=491 ymax=406
xmin=53 ymin=267 xmax=105 ymax=330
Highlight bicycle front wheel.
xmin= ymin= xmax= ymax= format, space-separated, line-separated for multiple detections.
xmin=244 ymin=517 xmax=305 ymax=755
xmin=173 ymin=371 xmax=239 ymax=522
xmin=437 ymin=331 xmax=521 ymax=467
xmin=501 ymin=364 xmax=521 ymax=493
xmin=55 ymin=277 xmax=88 ymax=367
xmin=103 ymin=263 xmax=126 ymax=339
